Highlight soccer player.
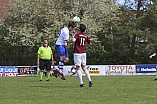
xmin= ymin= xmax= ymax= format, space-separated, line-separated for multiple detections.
xmin=55 ymin=21 xmax=76 ymax=80
xmin=149 ymin=48 xmax=157 ymax=81
xmin=37 ymin=39 xmax=54 ymax=81
xmin=71 ymin=24 xmax=93 ymax=87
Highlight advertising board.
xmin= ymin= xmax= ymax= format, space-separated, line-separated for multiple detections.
xmin=136 ymin=65 xmax=157 ymax=75
xmin=105 ymin=65 xmax=136 ymax=75
xmin=0 ymin=67 xmax=4 ymax=77
xmin=62 ymin=65 xmax=105 ymax=76
xmin=0 ymin=66 xmax=18 ymax=77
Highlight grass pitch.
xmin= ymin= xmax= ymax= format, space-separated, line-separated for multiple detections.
xmin=0 ymin=76 xmax=157 ymax=104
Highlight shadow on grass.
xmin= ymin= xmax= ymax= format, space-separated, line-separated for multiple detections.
xmin=30 ymin=85 xmax=75 ymax=88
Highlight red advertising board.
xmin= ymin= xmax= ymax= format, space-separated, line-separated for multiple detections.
xmin=18 ymin=67 xmax=29 ymax=75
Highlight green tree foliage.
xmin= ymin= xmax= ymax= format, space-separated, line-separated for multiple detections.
xmin=113 ymin=0 xmax=157 ymax=65
xmin=139 ymin=4 xmax=157 ymax=64
xmin=2 ymin=0 xmax=157 ymax=65
xmin=1 ymin=0 xmax=120 ymax=65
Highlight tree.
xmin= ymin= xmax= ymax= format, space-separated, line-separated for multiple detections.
xmin=1 ymin=0 xmax=121 ymax=65
xmin=139 ymin=4 xmax=157 ymax=64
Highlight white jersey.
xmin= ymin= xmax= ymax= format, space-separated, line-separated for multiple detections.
xmin=56 ymin=27 xmax=69 ymax=46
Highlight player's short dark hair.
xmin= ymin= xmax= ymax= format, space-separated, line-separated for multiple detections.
xmin=43 ymin=39 xmax=48 ymax=42
xmin=79 ymin=24 xmax=86 ymax=32
xmin=68 ymin=21 xmax=76 ymax=28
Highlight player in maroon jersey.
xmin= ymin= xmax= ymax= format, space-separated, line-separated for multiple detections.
xmin=71 ymin=24 xmax=93 ymax=87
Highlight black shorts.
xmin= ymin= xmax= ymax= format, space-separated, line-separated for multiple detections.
xmin=39 ymin=59 xmax=52 ymax=70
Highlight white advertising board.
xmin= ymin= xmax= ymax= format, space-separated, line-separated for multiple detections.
xmin=105 ymin=65 xmax=136 ymax=75
xmin=63 ymin=65 xmax=105 ymax=76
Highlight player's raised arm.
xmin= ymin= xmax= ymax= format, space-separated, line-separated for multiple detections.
xmin=149 ymin=48 xmax=157 ymax=59
xmin=149 ymin=53 xmax=156 ymax=59
xmin=66 ymin=39 xmax=74 ymax=43
xmin=69 ymin=38 xmax=76 ymax=43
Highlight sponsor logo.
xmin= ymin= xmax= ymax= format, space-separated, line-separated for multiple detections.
xmin=0 ymin=73 xmax=3 ymax=77
xmin=5 ymin=73 xmax=18 ymax=77
xmin=18 ymin=67 xmax=29 ymax=75
xmin=87 ymin=66 xmax=99 ymax=70
xmin=106 ymin=65 xmax=135 ymax=75
xmin=0 ymin=67 xmax=18 ymax=77
xmin=0 ymin=67 xmax=4 ymax=72
xmin=89 ymin=71 xmax=100 ymax=74
xmin=136 ymin=68 xmax=140 ymax=72
xmin=82 ymin=66 xmax=100 ymax=74
xmin=108 ymin=65 xmax=133 ymax=70
xmin=136 ymin=65 xmax=157 ymax=73
xmin=141 ymin=68 xmax=156 ymax=71
xmin=5 ymin=67 xmax=18 ymax=72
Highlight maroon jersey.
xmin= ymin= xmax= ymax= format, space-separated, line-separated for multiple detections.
xmin=74 ymin=32 xmax=91 ymax=53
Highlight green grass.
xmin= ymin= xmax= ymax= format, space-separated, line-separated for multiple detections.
xmin=0 ymin=76 xmax=157 ymax=104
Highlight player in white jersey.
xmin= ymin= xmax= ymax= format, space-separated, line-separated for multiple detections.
xmin=55 ymin=21 xmax=76 ymax=80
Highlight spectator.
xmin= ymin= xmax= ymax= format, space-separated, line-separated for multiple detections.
xmin=68 ymin=66 xmax=77 ymax=76
xmin=27 ymin=66 xmax=34 ymax=76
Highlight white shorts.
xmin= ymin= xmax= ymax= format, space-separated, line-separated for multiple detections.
xmin=74 ymin=53 xmax=86 ymax=66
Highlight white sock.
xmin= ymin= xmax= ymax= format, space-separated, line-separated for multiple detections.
xmin=59 ymin=69 xmax=63 ymax=73
xmin=58 ymin=60 xmax=65 ymax=73
xmin=84 ymin=70 xmax=91 ymax=82
xmin=77 ymin=70 xmax=83 ymax=84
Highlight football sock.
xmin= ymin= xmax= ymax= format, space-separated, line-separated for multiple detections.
xmin=58 ymin=70 xmax=63 ymax=78
xmin=156 ymin=72 xmax=157 ymax=79
xmin=39 ymin=71 xmax=43 ymax=80
xmin=58 ymin=60 xmax=65 ymax=73
xmin=59 ymin=69 xmax=63 ymax=73
xmin=77 ymin=70 xmax=83 ymax=84
xmin=46 ymin=71 xmax=50 ymax=80
xmin=84 ymin=70 xmax=91 ymax=82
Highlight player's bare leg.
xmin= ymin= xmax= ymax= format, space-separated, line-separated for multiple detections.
xmin=64 ymin=58 xmax=69 ymax=63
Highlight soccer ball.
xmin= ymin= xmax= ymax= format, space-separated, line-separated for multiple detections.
xmin=73 ymin=16 xmax=80 ymax=23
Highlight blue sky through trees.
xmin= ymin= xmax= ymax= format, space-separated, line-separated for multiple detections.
xmin=116 ymin=0 xmax=153 ymax=10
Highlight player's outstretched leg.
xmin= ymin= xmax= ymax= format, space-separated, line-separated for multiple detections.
xmin=53 ymin=69 xmax=58 ymax=78
xmin=58 ymin=70 xmax=66 ymax=80
xmin=53 ymin=69 xmax=66 ymax=80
